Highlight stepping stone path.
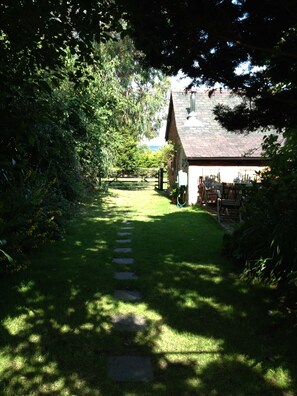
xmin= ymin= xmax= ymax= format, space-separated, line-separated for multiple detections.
xmin=113 ymin=247 xmax=132 ymax=253
xmin=114 ymin=272 xmax=138 ymax=280
xmin=111 ymin=314 xmax=147 ymax=331
xmin=112 ymin=258 xmax=134 ymax=265
xmin=108 ymin=356 xmax=153 ymax=382
xmin=107 ymin=219 xmax=154 ymax=382
xmin=113 ymin=290 xmax=142 ymax=302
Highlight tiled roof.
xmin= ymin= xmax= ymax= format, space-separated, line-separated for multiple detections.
xmin=167 ymin=90 xmax=269 ymax=159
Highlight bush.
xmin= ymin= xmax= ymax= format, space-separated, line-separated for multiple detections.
xmin=224 ymin=132 xmax=297 ymax=285
xmin=0 ymin=171 xmax=69 ymax=273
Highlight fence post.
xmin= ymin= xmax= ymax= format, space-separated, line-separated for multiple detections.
xmin=158 ymin=167 xmax=164 ymax=191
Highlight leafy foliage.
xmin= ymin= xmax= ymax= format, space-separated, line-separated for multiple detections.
xmin=134 ymin=142 xmax=174 ymax=171
xmin=120 ymin=0 xmax=297 ymax=132
xmin=0 ymin=0 xmax=121 ymax=72
xmin=95 ymin=38 xmax=169 ymax=172
xmin=224 ymin=132 xmax=297 ymax=286
xmin=0 ymin=29 xmax=168 ymax=270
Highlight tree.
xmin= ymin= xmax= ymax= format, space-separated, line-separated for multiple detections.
xmin=95 ymin=37 xmax=169 ymax=172
xmin=0 ymin=28 xmax=169 ymax=269
xmin=2 ymin=1 xmax=296 ymax=133
xmin=0 ymin=0 xmax=121 ymax=71
xmin=119 ymin=0 xmax=297 ymax=132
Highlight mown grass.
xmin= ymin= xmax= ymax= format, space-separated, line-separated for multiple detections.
xmin=0 ymin=188 xmax=296 ymax=395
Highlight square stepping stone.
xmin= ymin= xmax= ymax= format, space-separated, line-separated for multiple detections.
xmin=113 ymin=248 xmax=132 ymax=253
xmin=114 ymin=272 xmax=138 ymax=280
xmin=114 ymin=290 xmax=142 ymax=302
xmin=117 ymin=232 xmax=132 ymax=236
xmin=111 ymin=315 xmax=147 ymax=331
xmin=108 ymin=356 xmax=153 ymax=382
xmin=116 ymin=239 xmax=132 ymax=243
xmin=121 ymin=226 xmax=133 ymax=230
xmin=112 ymin=258 xmax=134 ymax=265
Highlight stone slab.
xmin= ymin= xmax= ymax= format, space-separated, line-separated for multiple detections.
xmin=113 ymin=248 xmax=132 ymax=253
xmin=117 ymin=232 xmax=132 ymax=236
xmin=114 ymin=290 xmax=142 ymax=302
xmin=114 ymin=272 xmax=138 ymax=280
xmin=111 ymin=314 xmax=147 ymax=331
xmin=108 ymin=356 xmax=153 ymax=382
xmin=116 ymin=239 xmax=132 ymax=243
xmin=112 ymin=258 xmax=134 ymax=265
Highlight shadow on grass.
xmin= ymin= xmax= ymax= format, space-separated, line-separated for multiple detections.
xmin=0 ymin=190 xmax=295 ymax=395
xmin=131 ymin=209 xmax=296 ymax=395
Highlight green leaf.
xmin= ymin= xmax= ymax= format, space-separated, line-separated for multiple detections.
xmin=0 ymin=249 xmax=13 ymax=263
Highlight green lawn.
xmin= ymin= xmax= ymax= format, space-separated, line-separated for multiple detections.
xmin=0 ymin=188 xmax=296 ymax=395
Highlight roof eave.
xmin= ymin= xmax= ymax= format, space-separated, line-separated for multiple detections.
xmin=187 ymin=156 xmax=264 ymax=161
xmin=165 ymin=93 xmax=173 ymax=141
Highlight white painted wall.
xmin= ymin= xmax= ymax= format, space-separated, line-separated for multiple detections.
xmin=187 ymin=165 xmax=265 ymax=205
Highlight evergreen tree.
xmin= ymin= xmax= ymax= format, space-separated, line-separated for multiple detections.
xmin=119 ymin=0 xmax=297 ymax=132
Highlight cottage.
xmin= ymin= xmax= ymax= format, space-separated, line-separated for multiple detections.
xmin=165 ymin=90 xmax=269 ymax=205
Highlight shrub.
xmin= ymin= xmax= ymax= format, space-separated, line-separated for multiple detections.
xmin=224 ymin=132 xmax=297 ymax=286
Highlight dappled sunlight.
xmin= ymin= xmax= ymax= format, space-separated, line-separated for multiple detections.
xmin=195 ymin=355 xmax=287 ymax=395
xmin=122 ymin=190 xmax=296 ymax=393
xmin=16 ymin=280 xmax=35 ymax=294
xmin=0 ymin=188 xmax=295 ymax=395
xmin=154 ymin=325 xmax=224 ymax=356
xmin=3 ymin=314 xmax=30 ymax=336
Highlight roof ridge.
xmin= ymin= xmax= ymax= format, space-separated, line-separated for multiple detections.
xmin=171 ymin=89 xmax=236 ymax=94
